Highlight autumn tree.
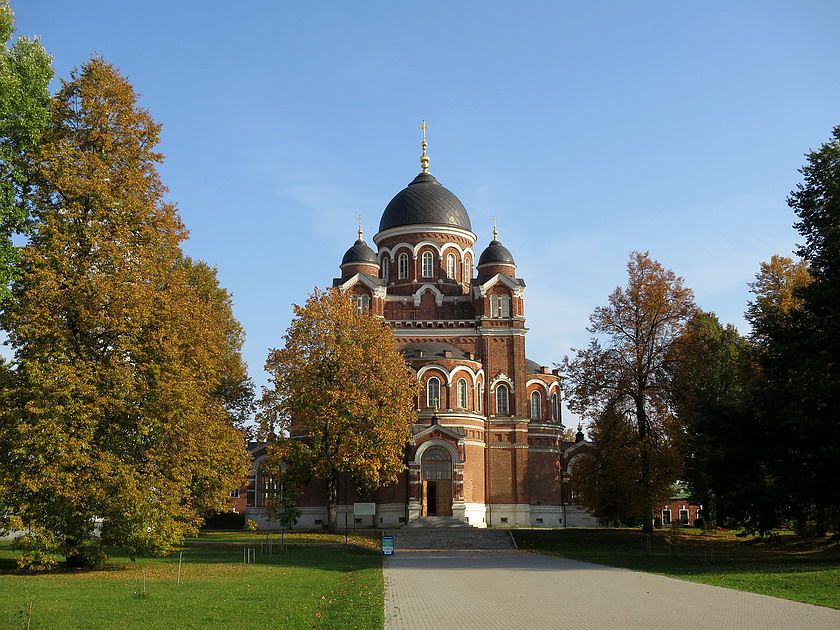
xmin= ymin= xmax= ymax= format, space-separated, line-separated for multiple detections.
xmin=563 ymin=251 xmax=695 ymax=532
xmin=259 ymin=288 xmax=417 ymax=532
xmin=572 ymin=404 xmax=679 ymax=525
xmin=0 ymin=59 xmax=250 ymax=566
xmin=0 ymin=0 xmax=52 ymax=304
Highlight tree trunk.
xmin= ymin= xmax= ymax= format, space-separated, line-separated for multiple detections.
xmin=636 ymin=397 xmax=654 ymax=535
xmin=326 ymin=469 xmax=338 ymax=533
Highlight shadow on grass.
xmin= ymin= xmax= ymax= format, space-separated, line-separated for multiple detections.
xmin=513 ymin=528 xmax=840 ymax=578
xmin=0 ymin=539 xmax=380 ymax=577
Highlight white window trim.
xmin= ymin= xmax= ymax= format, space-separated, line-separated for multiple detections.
xmin=426 ymin=376 xmax=441 ymax=409
xmin=422 ymin=251 xmax=434 ymax=278
xmin=530 ymin=391 xmax=541 ymax=420
xmin=446 ymin=253 xmax=457 ymax=280
xmin=398 ymin=253 xmax=409 ymax=280
xmin=457 ymin=378 xmax=468 ymax=409
xmin=496 ymin=384 xmax=509 ymax=415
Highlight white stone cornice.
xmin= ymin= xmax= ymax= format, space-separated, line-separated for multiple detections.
xmin=337 ymin=273 xmax=387 ymax=298
xmin=374 ymin=224 xmax=477 ymax=245
xmin=475 ymin=273 xmax=526 ymax=298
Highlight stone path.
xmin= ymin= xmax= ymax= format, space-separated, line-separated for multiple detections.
xmin=384 ymin=550 xmax=840 ymax=630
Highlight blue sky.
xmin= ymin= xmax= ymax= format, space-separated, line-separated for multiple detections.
xmin=13 ymin=1 xmax=840 ymax=425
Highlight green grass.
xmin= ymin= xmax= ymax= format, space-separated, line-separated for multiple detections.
xmin=514 ymin=527 xmax=840 ymax=609
xmin=0 ymin=538 xmax=383 ymax=629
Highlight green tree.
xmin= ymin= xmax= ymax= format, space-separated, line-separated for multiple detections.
xmin=0 ymin=59 xmax=250 ymax=565
xmin=743 ymin=126 xmax=840 ymax=535
xmin=669 ymin=311 xmax=760 ymax=527
xmin=563 ymin=252 xmax=695 ymax=532
xmin=0 ymin=0 xmax=53 ymax=305
xmin=572 ymin=405 xmax=680 ymax=526
xmin=259 ymin=287 xmax=417 ymax=532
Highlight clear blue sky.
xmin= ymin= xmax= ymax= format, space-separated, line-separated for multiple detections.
xmin=14 ymin=1 xmax=840 ymax=425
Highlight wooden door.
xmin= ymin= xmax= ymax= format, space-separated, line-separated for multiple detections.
xmin=436 ymin=481 xmax=453 ymax=516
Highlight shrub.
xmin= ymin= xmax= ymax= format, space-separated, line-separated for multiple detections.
xmin=17 ymin=550 xmax=58 ymax=573
xmin=65 ymin=542 xmax=108 ymax=569
xmin=245 ymin=518 xmax=258 ymax=532
xmin=202 ymin=511 xmax=247 ymax=530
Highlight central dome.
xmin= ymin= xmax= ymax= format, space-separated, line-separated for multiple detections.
xmin=378 ymin=172 xmax=472 ymax=233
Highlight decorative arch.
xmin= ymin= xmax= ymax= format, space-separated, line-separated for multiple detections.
xmin=526 ymin=378 xmax=552 ymax=395
xmin=489 ymin=372 xmax=514 ymax=391
xmin=413 ymin=283 xmax=444 ymax=306
xmin=413 ymin=438 xmax=462 ymax=465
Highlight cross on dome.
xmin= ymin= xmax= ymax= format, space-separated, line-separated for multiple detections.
xmin=419 ymin=120 xmax=430 ymax=173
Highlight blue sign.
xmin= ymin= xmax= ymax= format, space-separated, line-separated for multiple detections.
xmin=381 ymin=535 xmax=395 ymax=556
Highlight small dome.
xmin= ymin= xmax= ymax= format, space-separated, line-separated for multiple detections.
xmin=478 ymin=239 xmax=515 ymax=266
xmin=379 ymin=172 xmax=472 ymax=233
xmin=525 ymin=358 xmax=543 ymax=374
xmin=341 ymin=238 xmax=378 ymax=266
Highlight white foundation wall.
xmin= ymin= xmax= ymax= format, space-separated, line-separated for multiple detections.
xmin=245 ymin=503 xmax=408 ymax=530
xmin=487 ymin=504 xmax=531 ymax=527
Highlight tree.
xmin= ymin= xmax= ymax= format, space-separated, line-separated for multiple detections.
xmin=563 ymin=251 xmax=695 ymax=532
xmin=0 ymin=0 xmax=53 ymax=305
xmin=180 ymin=257 xmax=254 ymax=428
xmin=740 ymin=126 xmax=840 ymax=535
xmin=669 ymin=311 xmax=760 ymax=527
xmin=258 ymin=287 xmax=417 ymax=532
xmin=785 ymin=130 xmax=840 ymax=533
xmin=572 ymin=404 xmax=679 ymax=525
xmin=745 ymin=255 xmax=812 ymax=345
xmin=0 ymin=59 xmax=250 ymax=565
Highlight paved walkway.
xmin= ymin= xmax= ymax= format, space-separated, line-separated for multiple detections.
xmin=384 ymin=550 xmax=840 ymax=629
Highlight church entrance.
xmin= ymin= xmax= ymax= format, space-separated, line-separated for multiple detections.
xmin=420 ymin=445 xmax=453 ymax=517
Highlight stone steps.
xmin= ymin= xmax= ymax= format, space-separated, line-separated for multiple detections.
xmin=383 ymin=525 xmax=514 ymax=550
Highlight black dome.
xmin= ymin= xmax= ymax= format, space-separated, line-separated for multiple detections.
xmin=401 ymin=341 xmax=471 ymax=360
xmin=341 ymin=239 xmax=378 ymax=266
xmin=478 ymin=239 xmax=515 ymax=266
xmin=379 ymin=172 xmax=472 ymax=233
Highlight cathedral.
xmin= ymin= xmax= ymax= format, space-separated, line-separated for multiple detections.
xmin=237 ymin=129 xmax=596 ymax=528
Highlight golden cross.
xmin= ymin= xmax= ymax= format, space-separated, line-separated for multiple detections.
xmin=357 ymin=214 xmax=363 ymax=240
xmin=419 ymin=120 xmax=430 ymax=173
xmin=492 ymin=216 xmax=498 ymax=241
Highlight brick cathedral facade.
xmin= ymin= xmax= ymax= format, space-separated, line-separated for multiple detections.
xmin=238 ymin=142 xmax=596 ymax=528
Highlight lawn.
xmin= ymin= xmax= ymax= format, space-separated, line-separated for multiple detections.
xmin=0 ymin=535 xmax=383 ymax=629
xmin=514 ymin=527 xmax=840 ymax=609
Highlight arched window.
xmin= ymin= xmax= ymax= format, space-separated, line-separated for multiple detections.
xmin=426 ymin=376 xmax=441 ymax=409
xmin=496 ymin=384 xmax=509 ymax=415
xmin=422 ymin=251 xmax=434 ymax=278
xmin=457 ymin=378 xmax=468 ymax=408
xmin=500 ymin=295 xmax=511 ymax=318
xmin=398 ymin=252 xmax=409 ymax=279
xmin=381 ymin=257 xmax=389 ymax=280
xmin=351 ymin=294 xmax=370 ymax=313
xmin=552 ymin=392 xmax=560 ymax=421
xmin=477 ymin=385 xmax=482 ymax=412
xmin=464 ymin=255 xmax=472 ymax=282
xmin=446 ymin=253 xmax=457 ymax=280
xmin=490 ymin=295 xmax=498 ymax=317
xmin=530 ymin=391 xmax=542 ymax=420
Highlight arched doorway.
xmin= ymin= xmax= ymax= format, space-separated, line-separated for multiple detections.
xmin=421 ymin=445 xmax=453 ymax=517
